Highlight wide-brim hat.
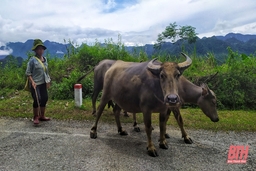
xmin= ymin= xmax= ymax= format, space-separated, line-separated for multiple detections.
xmin=32 ymin=39 xmax=47 ymax=51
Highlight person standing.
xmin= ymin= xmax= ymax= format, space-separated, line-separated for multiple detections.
xmin=25 ymin=39 xmax=51 ymax=125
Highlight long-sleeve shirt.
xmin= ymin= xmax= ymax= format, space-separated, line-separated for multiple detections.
xmin=25 ymin=56 xmax=51 ymax=85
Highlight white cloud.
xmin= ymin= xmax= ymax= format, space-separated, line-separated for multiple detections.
xmin=56 ymin=50 xmax=64 ymax=54
xmin=0 ymin=0 xmax=255 ymax=45
xmin=0 ymin=48 xmax=13 ymax=56
xmin=231 ymin=22 xmax=256 ymax=35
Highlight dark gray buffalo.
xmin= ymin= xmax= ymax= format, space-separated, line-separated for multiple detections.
xmin=91 ymin=59 xmax=116 ymax=114
xmin=132 ymin=78 xmax=219 ymax=144
xmin=90 ymin=53 xmax=192 ymax=157
xmin=77 ymin=59 xmax=117 ymax=115
xmin=165 ymin=79 xmax=219 ymax=143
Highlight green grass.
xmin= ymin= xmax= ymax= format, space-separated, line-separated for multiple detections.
xmin=0 ymin=90 xmax=255 ymax=132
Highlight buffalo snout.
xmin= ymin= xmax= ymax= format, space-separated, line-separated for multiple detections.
xmin=166 ymin=94 xmax=179 ymax=104
xmin=211 ymin=117 xmax=219 ymax=122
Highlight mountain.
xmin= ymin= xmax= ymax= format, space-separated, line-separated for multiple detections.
xmin=0 ymin=39 xmax=71 ymax=59
xmin=1 ymin=33 xmax=256 ymax=66
xmin=125 ymin=33 xmax=256 ymax=62
xmin=215 ymin=33 xmax=256 ymax=42
xmin=0 ymin=55 xmax=24 ymax=68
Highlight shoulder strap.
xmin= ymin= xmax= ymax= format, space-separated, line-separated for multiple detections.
xmin=34 ymin=57 xmax=46 ymax=71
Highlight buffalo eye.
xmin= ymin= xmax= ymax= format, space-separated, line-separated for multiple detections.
xmin=175 ymin=72 xmax=181 ymax=79
xmin=160 ymin=73 xmax=166 ymax=79
xmin=212 ymin=99 xmax=217 ymax=105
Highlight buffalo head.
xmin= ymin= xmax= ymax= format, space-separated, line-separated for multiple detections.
xmin=147 ymin=53 xmax=192 ymax=107
xmin=198 ymin=83 xmax=219 ymax=122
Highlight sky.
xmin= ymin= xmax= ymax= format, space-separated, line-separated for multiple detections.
xmin=0 ymin=0 xmax=256 ymax=49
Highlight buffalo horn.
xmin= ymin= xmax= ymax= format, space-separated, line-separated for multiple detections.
xmin=147 ymin=58 xmax=161 ymax=73
xmin=178 ymin=53 xmax=192 ymax=70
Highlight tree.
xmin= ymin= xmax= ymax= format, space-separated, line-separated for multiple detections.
xmin=154 ymin=22 xmax=198 ymax=50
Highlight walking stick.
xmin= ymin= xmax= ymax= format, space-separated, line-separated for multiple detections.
xmin=34 ymin=86 xmax=41 ymax=117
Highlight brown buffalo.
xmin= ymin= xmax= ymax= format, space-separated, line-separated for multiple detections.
xmin=77 ymin=57 xmax=219 ymax=146
xmin=89 ymin=53 xmax=192 ymax=157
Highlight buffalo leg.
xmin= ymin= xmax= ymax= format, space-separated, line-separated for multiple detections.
xmin=163 ymin=110 xmax=171 ymax=139
xmin=132 ymin=113 xmax=153 ymax=132
xmin=159 ymin=111 xmax=169 ymax=149
xmin=143 ymin=110 xmax=158 ymax=157
xmin=91 ymin=92 xmax=97 ymax=115
xmin=114 ymin=104 xmax=128 ymax=135
xmin=108 ymin=100 xmax=115 ymax=109
xmin=91 ymin=86 xmax=102 ymax=115
xmin=133 ymin=113 xmax=140 ymax=132
xmin=172 ymin=108 xmax=193 ymax=144
xmin=90 ymin=92 xmax=109 ymax=138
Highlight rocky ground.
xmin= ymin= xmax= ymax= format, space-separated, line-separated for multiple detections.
xmin=0 ymin=117 xmax=255 ymax=171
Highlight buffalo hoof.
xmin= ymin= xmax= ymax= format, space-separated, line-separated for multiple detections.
xmin=90 ymin=131 xmax=97 ymax=139
xmin=134 ymin=126 xmax=140 ymax=132
xmin=159 ymin=143 xmax=169 ymax=149
xmin=123 ymin=112 xmax=129 ymax=117
xmin=184 ymin=137 xmax=193 ymax=144
xmin=119 ymin=130 xmax=128 ymax=136
xmin=165 ymin=133 xmax=170 ymax=139
xmin=147 ymin=147 xmax=159 ymax=157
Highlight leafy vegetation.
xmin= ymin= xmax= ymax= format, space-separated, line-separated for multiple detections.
xmin=0 ymin=38 xmax=256 ymax=110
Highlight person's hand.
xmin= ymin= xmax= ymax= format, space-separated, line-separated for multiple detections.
xmin=32 ymin=81 xmax=36 ymax=89
xmin=46 ymin=82 xmax=51 ymax=89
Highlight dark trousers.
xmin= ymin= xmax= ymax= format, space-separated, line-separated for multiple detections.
xmin=30 ymin=83 xmax=48 ymax=108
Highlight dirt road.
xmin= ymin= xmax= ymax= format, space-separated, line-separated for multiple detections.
xmin=0 ymin=117 xmax=255 ymax=171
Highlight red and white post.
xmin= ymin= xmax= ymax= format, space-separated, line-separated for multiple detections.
xmin=74 ymin=84 xmax=82 ymax=107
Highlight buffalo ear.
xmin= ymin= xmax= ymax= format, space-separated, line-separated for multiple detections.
xmin=201 ymin=83 xmax=214 ymax=97
xmin=202 ymin=87 xmax=208 ymax=96
xmin=200 ymin=83 xmax=209 ymax=96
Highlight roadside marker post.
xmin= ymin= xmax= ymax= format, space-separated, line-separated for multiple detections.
xmin=74 ymin=84 xmax=82 ymax=107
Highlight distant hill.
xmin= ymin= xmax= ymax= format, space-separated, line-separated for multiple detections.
xmin=125 ymin=33 xmax=256 ymax=63
xmin=0 ymin=55 xmax=23 ymax=68
xmin=0 ymin=33 xmax=256 ymax=66
xmin=215 ymin=33 xmax=256 ymax=42
xmin=158 ymin=35 xmax=256 ymax=56
xmin=0 ymin=39 xmax=71 ymax=59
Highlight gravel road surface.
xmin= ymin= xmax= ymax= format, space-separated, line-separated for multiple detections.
xmin=0 ymin=117 xmax=255 ymax=171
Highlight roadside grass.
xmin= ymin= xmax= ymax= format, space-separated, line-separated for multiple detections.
xmin=0 ymin=90 xmax=255 ymax=132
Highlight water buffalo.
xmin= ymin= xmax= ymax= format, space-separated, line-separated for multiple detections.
xmin=91 ymin=59 xmax=117 ymax=115
xmin=90 ymin=53 xmax=192 ymax=157
xmin=132 ymin=77 xmax=219 ymax=144
xmin=77 ymin=58 xmax=219 ymax=145
xmin=77 ymin=59 xmax=118 ymax=115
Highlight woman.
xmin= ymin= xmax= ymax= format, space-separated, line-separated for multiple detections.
xmin=25 ymin=39 xmax=51 ymax=125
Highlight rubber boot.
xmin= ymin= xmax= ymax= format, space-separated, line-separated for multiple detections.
xmin=33 ymin=108 xmax=39 ymax=125
xmin=39 ymin=107 xmax=50 ymax=121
